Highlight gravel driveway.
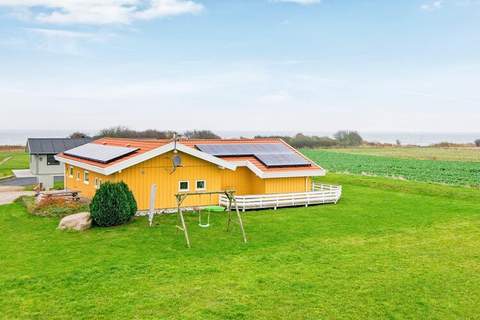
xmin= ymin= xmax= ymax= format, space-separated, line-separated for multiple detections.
xmin=0 ymin=186 xmax=35 ymax=205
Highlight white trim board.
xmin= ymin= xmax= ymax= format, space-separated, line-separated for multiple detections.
xmin=232 ymin=160 xmax=326 ymax=179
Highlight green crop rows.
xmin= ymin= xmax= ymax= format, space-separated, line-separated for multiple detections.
xmin=302 ymin=149 xmax=480 ymax=187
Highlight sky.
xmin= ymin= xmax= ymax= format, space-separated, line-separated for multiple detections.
xmin=0 ymin=0 xmax=479 ymax=134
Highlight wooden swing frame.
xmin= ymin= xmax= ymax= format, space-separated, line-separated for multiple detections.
xmin=175 ymin=190 xmax=247 ymax=248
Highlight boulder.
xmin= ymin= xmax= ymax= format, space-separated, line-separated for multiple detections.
xmin=58 ymin=212 xmax=91 ymax=231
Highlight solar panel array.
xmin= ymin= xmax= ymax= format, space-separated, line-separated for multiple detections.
xmin=255 ymin=153 xmax=311 ymax=167
xmin=196 ymin=143 xmax=289 ymax=156
xmin=196 ymin=143 xmax=311 ymax=168
xmin=64 ymin=143 xmax=139 ymax=164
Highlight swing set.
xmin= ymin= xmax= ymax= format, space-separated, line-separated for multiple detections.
xmin=175 ymin=190 xmax=247 ymax=248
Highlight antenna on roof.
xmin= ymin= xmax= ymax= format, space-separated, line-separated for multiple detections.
xmin=170 ymin=132 xmax=182 ymax=174
xmin=173 ymin=132 xmax=179 ymax=154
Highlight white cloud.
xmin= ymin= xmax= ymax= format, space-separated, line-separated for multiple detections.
xmin=26 ymin=28 xmax=114 ymax=55
xmin=421 ymin=0 xmax=443 ymax=11
xmin=271 ymin=0 xmax=321 ymax=5
xmin=0 ymin=0 xmax=203 ymax=25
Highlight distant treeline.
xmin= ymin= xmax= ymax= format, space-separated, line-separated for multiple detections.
xmin=68 ymin=127 xmax=364 ymax=148
xmin=69 ymin=127 xmax=221 ymax=140
xmin=255 ymin=131 xmax=363 ymax=148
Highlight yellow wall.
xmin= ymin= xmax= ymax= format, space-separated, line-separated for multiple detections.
xmin=65 ymin=165 xmax=112 ymax=198
xmin=65 ymin=151 xmax=313 ymax=211
xmin=264 ymin=177 xmax=311 ymax=194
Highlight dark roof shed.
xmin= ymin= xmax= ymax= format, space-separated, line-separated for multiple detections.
xmin=26 ymin=138 xmax=91 ymax=155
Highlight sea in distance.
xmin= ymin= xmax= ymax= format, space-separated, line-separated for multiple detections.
xmin=1 ymin=129 xmax=479 ymax=147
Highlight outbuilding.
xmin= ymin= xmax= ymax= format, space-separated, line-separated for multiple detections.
xmin=26 ymin=138 xmax=91 ymax=189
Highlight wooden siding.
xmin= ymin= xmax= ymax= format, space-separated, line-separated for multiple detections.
xmin=65 ymin=152 xmax=314 ymax=211
xmin=64 ymin=164 xmax=112 ymax=198
xmin=264 ymin=177 xmax=311 ymax=194
xmin=118 ymin=151 xmax=223 ymax=209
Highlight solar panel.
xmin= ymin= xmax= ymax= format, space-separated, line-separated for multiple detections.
xmin=196 ymin=143 xmax=290 ymax=156
xmin=255 ymin=153 xmax=311 ymax=167
xmin=196 ymin=143 xmax=311 ymax=167
xmin=64 ymin=143 xmax=139 ymax=164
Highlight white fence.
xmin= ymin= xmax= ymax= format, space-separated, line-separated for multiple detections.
xmin=219 ymin=183 xmax=342 ymax=212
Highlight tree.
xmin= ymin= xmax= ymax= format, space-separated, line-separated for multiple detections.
xmin=69 ymin=132 xmax=90 ymax=139
xmin=333 ymin=130 xmax=363 ymax=147
xmin=183 ymin=130 xmax=221 ymax=139
xmin=254 ymin=133 xmax=337 ymax=148
xmin=90 ymin=182 xmax=136 ymax=227
xmin=95 ymin=126 xmax=175 ymax=139
xmin=475 ymin=139 xmax=480 ymax=147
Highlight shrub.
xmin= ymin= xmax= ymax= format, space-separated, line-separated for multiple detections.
xmin=118 ymin=181 xmax=138 ymax=217
xmin=15 ymin=196 xmax=89 ymax=218
xmin=90 ymin=182 xmax=136 ymax=227
xmin=475 ymin=139 xmax=480 ymax=147
xmin=333 ymin=130 xmax=363 ymax=147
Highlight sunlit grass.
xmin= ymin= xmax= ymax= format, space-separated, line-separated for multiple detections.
xmin=1 ymin=174 xmax=479 ymax=319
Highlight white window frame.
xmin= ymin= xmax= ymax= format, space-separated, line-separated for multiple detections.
xmin=195 ymin=180 xmax=206 ymax=191
xmin=69 ymin=166 xmax=74 ymax=178
xmin=76 ymin=172 xmax=80 ymax=181
xmin=94 ymin=177 xmax=99 ymax=189
xmin=83 ymin=170 xmax=89 ymax=184
xmin=178 ymin=180 xmax=189 ymax=192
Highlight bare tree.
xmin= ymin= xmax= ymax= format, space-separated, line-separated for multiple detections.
xmin=69 ymin=132 xmax=90 ymax=139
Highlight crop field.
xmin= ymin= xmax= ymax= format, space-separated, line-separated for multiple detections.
xmin=302 ymin=149 xmax=480 ymax=187
xmin=325 ymin=146 xmax=480 ymax=162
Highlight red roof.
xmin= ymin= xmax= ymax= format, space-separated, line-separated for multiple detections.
xmin=57 ymin=137 xmax=322 ymax=174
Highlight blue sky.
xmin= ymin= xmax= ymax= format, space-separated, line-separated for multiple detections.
xmin=0 ymin=0 xmax=479 ymax=133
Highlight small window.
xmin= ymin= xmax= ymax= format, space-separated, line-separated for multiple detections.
xmin=76 ymin=172 xmax=80 ymax=180
xmin=47 ymin=154 xmax=59 ymax=166
xmin=94 ymin=177 xmax=100 ymax=189
xmin=84 ymin=171 xmax=89 ymax=184
xmin=69 ymin=166 xmax=74 ymax=177
xmin=179 ymin=181 xmax=189 ymax=192
xmin=196 ymin=180 xmax=206 ymax=191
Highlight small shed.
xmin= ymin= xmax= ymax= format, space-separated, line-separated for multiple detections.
xmin=26 ymin=138 xmax=91 ymax=189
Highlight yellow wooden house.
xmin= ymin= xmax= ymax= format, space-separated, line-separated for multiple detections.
xmin=55 ymin=137 xmax=340 ymax=211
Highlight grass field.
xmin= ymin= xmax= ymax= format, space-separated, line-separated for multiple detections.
xmin=303 ymin=149 xmax=480 ymax=187
xmin=1 ymin=174 xmax=479 ymax=319
xmin=324 ymin=146 xmax=480 ymax=162
xmin=0 ymin=150 xmax=29 ymax=178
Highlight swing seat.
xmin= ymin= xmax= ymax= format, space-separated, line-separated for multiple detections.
xmin=198 ymin=206 xmax=225 ymax=228
xmin=204 ymin=205 xmax=225 ymax=213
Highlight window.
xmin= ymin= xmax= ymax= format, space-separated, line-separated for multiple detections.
xmin=179 ymin=181 xmax=189 ymax=192
xmin=76 ymin=172 xmax=80 ymax=180
xmin=94 ymin=177 xmax=100 ymax=189
xmin=47 ymin=154 xmax=59 ymax=166
xmin=69 ymin=166 xmax=74 ymax=178
xmin=84 ymin=171 xmax=89 ymax=184
xmin=196 ymin=180 xmax=206 ymax=191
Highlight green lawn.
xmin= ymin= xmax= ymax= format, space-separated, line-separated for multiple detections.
xmin=303 ymin=149 xmax=480 ymax=186
xmin=323 ymin=146 xmax=480 ymax=162
xmin=0 ymin=151 xmax=29 ymax=178
xmin=1 ymin=174 xmax=479 ymax=319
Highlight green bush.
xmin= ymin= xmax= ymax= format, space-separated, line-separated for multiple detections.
xmin=90 ymin=182 xmax=137 ymax=227
xmin=118 ymin=181 xmax=137 ymax=217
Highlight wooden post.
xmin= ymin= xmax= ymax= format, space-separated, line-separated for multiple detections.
xmin=233 ymin=196 xmax=247 ymax=244
xmin=226 ymin=192 xmax=233 ymax=231
xmin=176 ymin=194 xmax=191 ymax=248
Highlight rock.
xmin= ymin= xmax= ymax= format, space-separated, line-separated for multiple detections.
xmin=58 ymin=212 xmax=91 ymax=231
